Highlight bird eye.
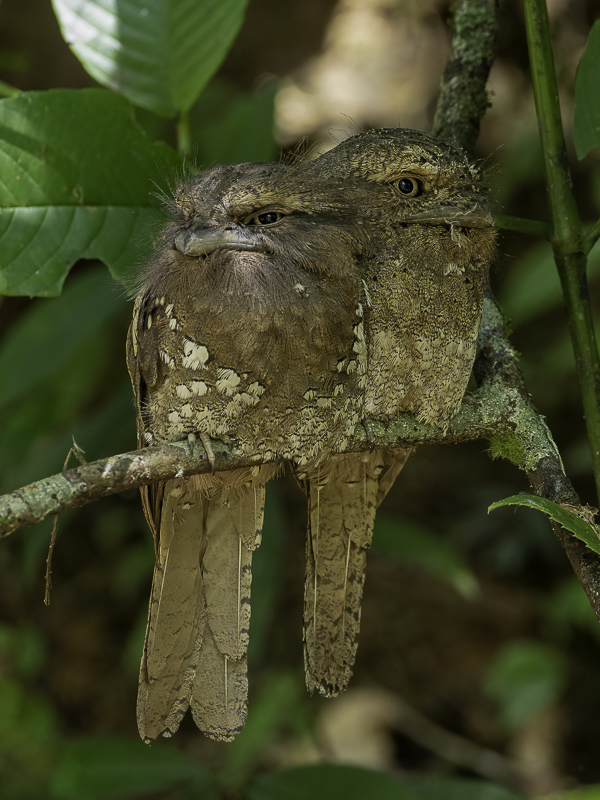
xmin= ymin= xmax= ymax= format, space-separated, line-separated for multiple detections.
xmin=395 ymin=177 xmax=423 ymax=197
xmin=247 ymin=211 xmax=285 ymax=226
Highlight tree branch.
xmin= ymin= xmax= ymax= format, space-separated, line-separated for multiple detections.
xmin=432 ymin=0 xmax=497 ymax=152
xmin=0 ymin=345 xmax=551 ymax=538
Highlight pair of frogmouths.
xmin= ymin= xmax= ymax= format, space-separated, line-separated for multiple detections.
xmin=126 ymin=128 xmax=497 ymax=742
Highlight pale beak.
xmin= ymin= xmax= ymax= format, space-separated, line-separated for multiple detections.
xmin=174 ymin=226 xmax=269 ymax=256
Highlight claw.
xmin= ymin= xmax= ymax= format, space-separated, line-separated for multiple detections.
xmin=362 ymin=418 xmax=376 ymax=443
xmin=197 ymin=432 xmax=217 ymax=474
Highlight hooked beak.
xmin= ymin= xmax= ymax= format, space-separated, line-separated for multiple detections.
xmin=174 ymin=226 xmax=270 ymax=257
xmin=400 ymin=205 xmax=494 ymax=229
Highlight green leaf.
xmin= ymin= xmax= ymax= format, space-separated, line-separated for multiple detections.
xmin=408 ymin=777 xmax=525 ymax=800
xmin=543 ymin=788 xmax=600 ymax=800
xmin=498 ymin=240 xmax=600 ymax=327
xmin=373 ymin=516 xmax=478 ymax=598
xmin=247 ymin=764 xmax=420 ymax=800
xmin=189 ymin=79 xmax=278 ymax=165
xmin=574 ymin=20 xmax=600 ymax=159
xmin=488 ymin=494 xmax=600 ymax=556
xmin=51 ymin=737 xmax=215 ymax=800
xmin=52 ymin=0 xmax=250 ymax=117
xmin=223 ymin=671 xmax=304 ymax=789
xmin=0 ymin=88 xmax=179 ymax=296
xmin=483 ymin=639 xmax=566 ymax=731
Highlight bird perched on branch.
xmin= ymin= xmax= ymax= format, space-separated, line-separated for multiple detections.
xmin=297 ymin=128 xmax=496 ymax=699
xmin=127 ymin=161 xmax=371 ymax=742
xmin=126 ymin=130 xmax=496 ymax=743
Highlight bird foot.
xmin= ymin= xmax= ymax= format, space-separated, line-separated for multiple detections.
xmin=188 ymin=432 xmax=217 ymax=474
xmin=361 ymin=418 xmax=377 ymax=443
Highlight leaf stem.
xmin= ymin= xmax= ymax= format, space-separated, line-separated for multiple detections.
xmin=494 ymin=214 xmax=551 ymax=239
xmin=176 ymin=110 xmax=191 ymax=156
xmin=584 ymin=217 xmax=600 ymax=255
xmin=524 ymin=0 xmax=600 ymax=502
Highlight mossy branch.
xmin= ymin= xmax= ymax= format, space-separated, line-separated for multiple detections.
xmin=0 ymin=346 xmax=562 ymax=538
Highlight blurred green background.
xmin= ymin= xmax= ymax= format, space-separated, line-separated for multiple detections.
xmin=0 ymin=1 xmax=599 ymax=798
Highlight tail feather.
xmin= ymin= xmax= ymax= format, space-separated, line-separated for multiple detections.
xmin=191 ymin=627 xmax=248 ymax=741
xmin=201 ymin=488 xmax=262 ymax=659
xmin=302 ymin=449 xmax=410 ymax=697
xmin=137 ymin=473 xmax=269 ymax=743
xmin=189 ymin=486 xmax=265 ymax=741
xmin=137 ymin=484 xmax=206 ymax=741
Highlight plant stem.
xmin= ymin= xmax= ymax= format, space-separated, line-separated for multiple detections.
xmin=494 ymin=214 xmax=550 ymax=239
xmin=524 ymin=0 xmax=600 ymax=502
xmin=176 ymin=110 xmax=191 ymax=156
xmin=584 ymin=217 xmax=600 ymax=255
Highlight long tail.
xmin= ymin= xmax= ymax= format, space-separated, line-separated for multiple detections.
xmin=301 ymin=448 xmax=410 ymax=697
xmin=137 ymin=470 xmax=270 ymax=743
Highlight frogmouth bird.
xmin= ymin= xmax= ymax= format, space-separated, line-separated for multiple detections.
xmin=297 ymin=128 xmax=497 ymax=699
xmin=126 ymin=130 xmax=496 ymax=743
xmin=127 ymin=161 xmax=371 ymax=742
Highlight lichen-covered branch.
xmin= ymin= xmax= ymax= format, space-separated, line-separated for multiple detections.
xmin=477 ymin=289 xmax=600 ymax=617
xmin=432 ymin=0 xmax=497 ymax=153
xmin=0 ymin=371 xmax=541 ymax=539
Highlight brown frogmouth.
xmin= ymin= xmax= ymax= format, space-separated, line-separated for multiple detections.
xmin=297 ymin=129 xmax=497 ymax=699
xmin=126 ymin=130 xmax=496 ymax=742
xmin=127 ymin=161 xmax=370 ymax=742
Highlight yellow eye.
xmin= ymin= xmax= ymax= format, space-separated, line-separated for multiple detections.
xmin=395 ymin=177 xmax=423 ymax=197
xmin=247 ymin=211 xmax=285 ymax=225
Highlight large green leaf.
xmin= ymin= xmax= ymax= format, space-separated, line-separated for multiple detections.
xmin=0 ymin=89 xmax=179 ymax=296
xmin=483 ymin=639 xmax=566 ymax=732
xmin=247 ymin=764 xmax=419 ymax=800
xmin=574 ymin=20 xmax=600 ymax=159
xmin=373 ymin=516 xmax=478 ymax=598
xmin=52 ymin=736 xmax=215 ymax=800
xmin=52 ymin=0 xmax=250 ymax=116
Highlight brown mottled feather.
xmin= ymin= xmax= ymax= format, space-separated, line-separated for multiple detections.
xmin=297 ymin=128 xmax=496 ymax=697
xmin=301 ymin=449 xmax=411 ymax=696
xmin=127 ymin=161 xmax=369 ymax=742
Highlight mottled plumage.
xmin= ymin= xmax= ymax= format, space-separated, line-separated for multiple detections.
xmin=127 ymin=162 xmax=370 ymax=742
xmin=127 ymin=131 xmax=496 ymax=742
xmin=297 ymin=129 xmax=496 ymax=697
